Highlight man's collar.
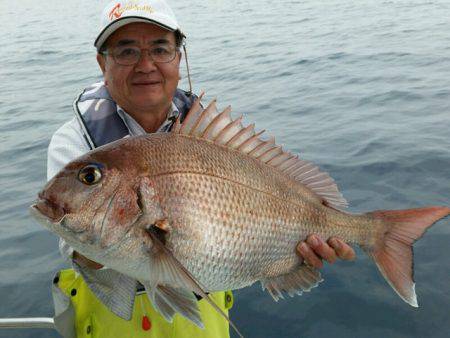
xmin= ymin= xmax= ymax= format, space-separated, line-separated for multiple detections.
xmin=157 ymin=102 xmax=180 ymax=132
xmin=116 ymin=103 xmax=180 ymax=135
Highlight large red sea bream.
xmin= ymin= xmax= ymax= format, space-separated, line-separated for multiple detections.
xmin=31 ymin=96 xmax=450 ymax=335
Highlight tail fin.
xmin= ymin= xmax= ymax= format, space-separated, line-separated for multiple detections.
xmin=365 ymin=206 xmax=450 ymax=307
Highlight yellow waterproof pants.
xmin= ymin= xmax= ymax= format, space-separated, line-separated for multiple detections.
xmin=55 ymin=269 xmax=233 ymax=338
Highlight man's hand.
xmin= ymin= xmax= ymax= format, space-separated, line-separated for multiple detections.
xmin=297 ymin=235 xmax=355 ymax=268
xmin=73 ymin=251 xmax=104 ymax=270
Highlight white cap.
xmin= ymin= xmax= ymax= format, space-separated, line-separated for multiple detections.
xmin=94 ymin=0 xmax=183 ymax=51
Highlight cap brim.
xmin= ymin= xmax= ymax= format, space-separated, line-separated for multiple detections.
xmin=94 ymin=16 xmax=180 ymax=51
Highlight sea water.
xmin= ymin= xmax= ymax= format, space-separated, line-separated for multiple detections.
xmin=0 ymin=1 xmax=449 ymax=337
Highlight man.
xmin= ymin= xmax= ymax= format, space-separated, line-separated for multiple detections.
xmin=48 ymin=0 xmax=355 ymax=336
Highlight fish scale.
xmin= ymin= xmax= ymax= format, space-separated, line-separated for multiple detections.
xmin=32 ymin=97 xmax=450 ymax=331
xmin=144 ymin=138 xmax=375 ymax=290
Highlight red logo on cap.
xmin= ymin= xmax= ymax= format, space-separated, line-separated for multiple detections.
xmin=109 ymin=3 xmax=122 ymax=20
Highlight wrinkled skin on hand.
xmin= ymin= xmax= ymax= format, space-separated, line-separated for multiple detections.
xmin=297 ymin=235 xmax=356 ymax=268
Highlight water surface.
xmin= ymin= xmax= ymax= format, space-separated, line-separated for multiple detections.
xmin=1 ymin=1 xmax=449 ymax=337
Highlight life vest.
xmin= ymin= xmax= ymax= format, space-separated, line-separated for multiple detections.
xmin=52 ymin=83 xmax=233 ymax=338
xmin=72 ymin=81 xmax=197 ymax=149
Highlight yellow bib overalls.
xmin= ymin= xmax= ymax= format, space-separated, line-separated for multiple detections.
xmin=54 ymin=269 xmax=233 ymax=338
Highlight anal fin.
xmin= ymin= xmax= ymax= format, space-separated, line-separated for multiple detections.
xmin=261 ymin=264 xmax=323 ymax=301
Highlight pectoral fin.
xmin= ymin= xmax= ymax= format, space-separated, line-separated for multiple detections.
xmin=142 ymin=282 xmax=202 ymax=327
xmin=142 ymin=282 xmax=175 ymax=322
xmin=146 ymin=224 xmax=244 ymax=338
xmin=261 ymin=264 xmax=323 ymax=301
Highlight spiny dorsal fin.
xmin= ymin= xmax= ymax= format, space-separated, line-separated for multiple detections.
xmin=174 ymin=92 xmax=205 ymax=134
xmin=172 ymin=95 xmax=348 ymax=209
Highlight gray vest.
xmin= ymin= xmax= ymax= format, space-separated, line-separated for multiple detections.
xmin=73 ymin=82 xmax=197 ymax=149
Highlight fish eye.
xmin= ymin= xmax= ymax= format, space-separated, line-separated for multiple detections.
xmin=78 ymin=164 xmax=102 ymax=185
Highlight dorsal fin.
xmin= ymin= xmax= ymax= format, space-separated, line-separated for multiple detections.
xmin=172 ymin=96 xmax=348 ymax=209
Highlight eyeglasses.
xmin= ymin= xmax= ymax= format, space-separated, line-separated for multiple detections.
xmin=102 ymin=44 xmax=179 ymax=66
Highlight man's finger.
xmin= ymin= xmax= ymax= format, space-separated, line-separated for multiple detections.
xmin=328 ymin=237 xmax=356 ymax=261
xmin=296 ymin=242 xmax=323 ymax=269
xmin=306 ymin=235 xmax=337 ymax=264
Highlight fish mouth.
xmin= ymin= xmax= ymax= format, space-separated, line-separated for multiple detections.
xmin=30 ymin=197 xmax=66 ymax=227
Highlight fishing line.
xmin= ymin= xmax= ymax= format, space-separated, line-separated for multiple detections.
xmin=183 ymin=42 xmax=193 ymax=95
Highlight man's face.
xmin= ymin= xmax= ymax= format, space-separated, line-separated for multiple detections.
xmin=97 ymin=22 xmax=181 ymax=115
